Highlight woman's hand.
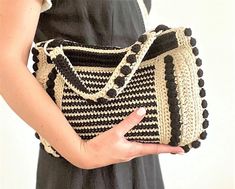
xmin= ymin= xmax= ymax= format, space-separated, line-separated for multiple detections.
xmin=76 ymin=107 xmax=184 ymax=169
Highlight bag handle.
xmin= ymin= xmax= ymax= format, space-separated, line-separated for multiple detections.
xmin=44 ymin=26 xmax=169 ymax=102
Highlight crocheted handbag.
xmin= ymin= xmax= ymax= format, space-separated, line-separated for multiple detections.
xmin=31 ymin=25 xmax=209 ymax=158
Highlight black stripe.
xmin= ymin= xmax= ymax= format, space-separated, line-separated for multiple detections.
xmin=40 ymin=32 xmax=178 ymax=67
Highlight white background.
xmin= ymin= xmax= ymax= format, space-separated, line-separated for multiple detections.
xmin=0 ymin=0 xmax=234 ymax=188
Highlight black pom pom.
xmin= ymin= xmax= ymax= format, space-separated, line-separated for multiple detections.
xmin=170 ymin=136 xmax=180 ymax=143
xmin=165 ymin=74 xmax=175 ymax=81
xmin=114 ymin=76 xmax=125 ymax=87
xmin=168 ymin=141 xmax=178 ymax=146
xmin=192 ymin=47 xmax=199 ymax=56
xmin=131 ymin=44 xmax=141 ymax=53
xmin=202 ymin=119 xmax=209 ymax=129
xmin=197 ymin=69 xmax=203 ymax=77
xmin=46 ymin=80 xmax=55 ymax=88
xmin=191 ymin=140 xmax=201 ymax=148
xmin=167 ymin=90 xmax=177 ymax=98
xmin=196 ymin=58 xmax=202 ymax=66
xmin=190 ymin=37 xmax=197 ymax=46
xmin=170 ymin=113 xmax=180 ymax=122
xmin=48 ymin=72 xmax=56 ymax=80
xmin=166 ymin=81 xmax=176 ymax=90
xmin=165 ymin=62 xmax=174 ymax=71
xmin=155 ymin=25 xmax=170 ymax=33
xmin=171 ymin=121 xmax=181 ymax=129
xmin=168 ymin=98 xmax=179 ymax=106
xmin=184 ymin=28 xmax=192 ymax=36
xmin=200 ymin=131 xmax=207 ymax=140
xmin=107 ymin=88 xmax=117 ymax=98
xmin=171 ymin=128 xmax=181 ymax=136
xmin=198 ymin=79 xmax=204 ymax=87
xmin=34 ymin=132 xmax=40 ymax=139
xmin=138 ymin=34 xmax=147 ymax=43
xmin=33 ymin=55 xmax=39 ymax=63
xmin=126 ymin=54 xmax=136 ymax=64
xmin=32 ymin=63 xmax=38 ymax=71
xmin=182 ymin=145 xmax=190 ymax=153
xmin=120 ymin=65 xmax=131 ymax=75
xmin=97 ymin=97 xmax=108 ymax=104
xmin=164 ymin=55 xmax=173 ymax=63
xmin=46 ymin=88 xmax=54 ymax=96
xmin=200 ymin=88 xmax=206 ymax=97
xmin=169 ymin=105 xmax=179 ymax=113
xmin=201 ymin=99 xmax=208 ymax=108
xmin=31 ymin=47 xmax=39 ymax=55
xmin=203 ymin=109 xmax=209 ymax=118
xmin=86 ymin=99 xmax=96 ymax=104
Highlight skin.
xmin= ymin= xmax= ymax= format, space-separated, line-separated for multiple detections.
xmin=0 ymin=0 xmax=184 ymax=170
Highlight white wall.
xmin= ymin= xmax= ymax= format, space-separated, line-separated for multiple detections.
xmin=0 ymin=0 xmax=234 ymax=189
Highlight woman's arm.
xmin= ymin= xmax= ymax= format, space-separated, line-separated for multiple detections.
xmin=0 ymin=0 xmax=84 ymax=166
xmin=0 ymin=0 xmax=184 ymax=170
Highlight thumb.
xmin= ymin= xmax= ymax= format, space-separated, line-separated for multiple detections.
xmin=112 ymin=107 xmax=146 ymax=137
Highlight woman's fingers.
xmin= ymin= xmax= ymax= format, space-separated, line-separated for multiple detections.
xmin=128 ymin=142 xmax=184 ymax=158
xmin=112 ymin=107 xmax=146 ymax=137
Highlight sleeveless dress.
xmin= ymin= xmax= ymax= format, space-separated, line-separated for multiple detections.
xmin=34 ymin=0 xmax=165 ymax=188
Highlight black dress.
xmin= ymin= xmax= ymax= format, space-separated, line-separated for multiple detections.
xmin=34 ymin=0 xmax=165 ymax=188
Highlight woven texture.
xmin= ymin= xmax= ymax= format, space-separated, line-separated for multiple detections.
xmin=31 ymin=25 xmax=209 ymax=158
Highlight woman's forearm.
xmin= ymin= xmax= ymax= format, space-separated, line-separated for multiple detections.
xmin=0 ymin=57 xmax=83 ymax=165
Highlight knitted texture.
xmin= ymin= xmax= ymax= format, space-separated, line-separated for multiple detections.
xmin=31 ymin=25 xmax=209 ymax=158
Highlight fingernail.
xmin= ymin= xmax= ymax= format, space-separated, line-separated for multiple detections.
xmin=136 ymin=107 xmax=146 ymax=116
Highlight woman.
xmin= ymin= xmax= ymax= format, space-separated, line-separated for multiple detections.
xmin=0 ymin=0 xmax=184 ymax=188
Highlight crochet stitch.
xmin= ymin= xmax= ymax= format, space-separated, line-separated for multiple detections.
xmin=31 ymin=25 xmax=209 ymax=158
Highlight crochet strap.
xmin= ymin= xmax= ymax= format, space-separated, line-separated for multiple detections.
xmin=46 ymin=28 xmax=167 ymax=102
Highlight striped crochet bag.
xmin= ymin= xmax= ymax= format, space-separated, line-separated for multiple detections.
xmin=31 ymin=25 xmax=209 ymax=158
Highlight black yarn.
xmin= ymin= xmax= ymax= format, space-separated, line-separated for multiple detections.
xmin=198 ymin=79 xmax=204 ymax=87
xmin=202 ymin=119 xmax=209 ymax=129
xmin=197 ymin=69 xmax=203 ymax=77
xmin=107 ymin=88 xmax=117 ymax=98
xmin=203 ymin=109 xmax=209 ymax=118
xmin=190 ymin=37 xmax=197 ymax=46
xmin=48 ymin=72 xmax=56 ymax=80
xmin=164 ymin=55 xmax=173 ymax=63
xmin=182 ymin=145 xmax=190 ymax=153
xmin=126 ymin=54 xmax=137 ymax=64
xmin=32 ymin=63 xmax=38 ymax=71
xmin=34 ymin=132 xmax=40 ymax=139
xmin=46 ymin=80 xmax=55 ymax=88
xmin=196 ymin=58 xmax=202 ymax=66
xmin=31 ymin=47 xmax=39 ymax=55
xmin=138 ymin=34 xmax=147 ymax=43
xmin=191 ymin=140 xmax=201 ymax=148
xmin=201 ymin=99 xmax=208 ymax=108
xmin=200 ymin=131 xmax=207 ymax=140
xmin=184 ymin=28 xmax=192 ymax=36
xmin=114 ymin=76 xmax=125 ymax=87
xmin=120 ymin=65 xmax=131 ymax=75
xmin=33 ymin=55 xmax=39 ymax=63
xmin=47 ymin=56 xmax=53 ymax=63
xmin=131 ymin=44 xmax=141 ymax=53
xmin=200 ymin=88 xmax=206 ymax=97
xmin=154 ymin=24 xmax=170 ymax=33
xmin=192 ymin=47 xmax=199 ymax=56
xmin=97 ymin=97 xmax=108 ymax=104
